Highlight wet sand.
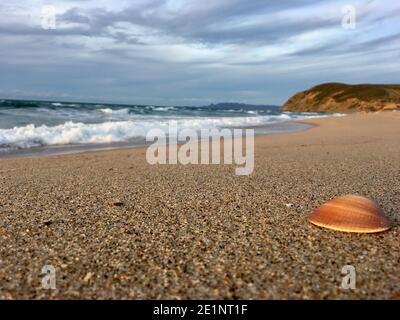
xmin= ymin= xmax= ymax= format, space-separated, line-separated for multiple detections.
xmin=0 ymin=112 xmax=399 ymax=299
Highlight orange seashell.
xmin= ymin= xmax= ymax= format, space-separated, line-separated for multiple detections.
xmin=308 ymin=195 xmax=392 ymax=233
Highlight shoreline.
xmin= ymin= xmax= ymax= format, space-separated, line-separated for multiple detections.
xmin=0 ymin=119 xmax=315 ymax=160
xmin=0 ymin=112 xmax=399 ymax=299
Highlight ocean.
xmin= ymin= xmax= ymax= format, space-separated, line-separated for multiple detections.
xmin=0 ymin=99 xmax=338 ymax=155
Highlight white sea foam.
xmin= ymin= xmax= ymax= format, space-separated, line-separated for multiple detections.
xmin=152 ymin=106 xmax=176 ymax=111
xmin=98 ymin=108 xmax=130 ymax=115
xmin=51 ymin=102 xmax=78 ymax=107
xmin=98 ymin=108 xmax=113 ymax=113
xmin=0 ymin=113 xmax=341 ymax=150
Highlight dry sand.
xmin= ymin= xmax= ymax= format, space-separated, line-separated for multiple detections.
xmin=0 ymin=112 xmax=399 ymax=299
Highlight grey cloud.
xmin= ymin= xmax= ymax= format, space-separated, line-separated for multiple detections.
xmin=1 ymin=0 xmax=399 ymax=105
xmin=287 ymin=31 xmax=400 ymax=59
xmin=60 ymin=7 xmax=91 ymax=24
xmin=59 ymin=0 xmax=331 ymax=45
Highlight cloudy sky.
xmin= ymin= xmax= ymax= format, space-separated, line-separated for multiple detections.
xmin=1 ymin=0 xmax=399 ymax=106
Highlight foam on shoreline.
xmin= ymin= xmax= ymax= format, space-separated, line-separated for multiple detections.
xmin=0 ymin=121 xmax=314 ymax=159
xmin=0 ymin=115 xmax=331 ymax=153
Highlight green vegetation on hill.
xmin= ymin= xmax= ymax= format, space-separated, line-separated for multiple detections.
xmin=311 ymin=83 xmax=400 ymax=103
xmin=282 ymin=83 xmax=400 ymax=112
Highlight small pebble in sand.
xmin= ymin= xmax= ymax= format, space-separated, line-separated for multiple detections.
xmin=112 ymin=200 xmax=124 ymax=207
xmin=83 ymin=272 xmax=94 ymax=283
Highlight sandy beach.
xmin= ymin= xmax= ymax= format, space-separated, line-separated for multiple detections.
xmin=0 ymin=112 xmax=399 ymax=299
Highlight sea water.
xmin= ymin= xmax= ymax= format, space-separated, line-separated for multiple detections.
xmin=0 ymin=99 xmax=340 ymax=156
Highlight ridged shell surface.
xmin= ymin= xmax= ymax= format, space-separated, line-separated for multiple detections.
xmin=308 ymin=195 xmax=392 ymax=233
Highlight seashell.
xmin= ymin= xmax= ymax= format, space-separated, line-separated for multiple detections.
xmin=308 ymin=195 xmax=392 ymax=233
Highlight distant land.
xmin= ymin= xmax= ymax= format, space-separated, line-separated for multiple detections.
xmin=0 ymin=98 xmax=280 ymax=110
xmin=281 ymin=83 xmax=400 ymax=113
xmin=206 ymin=102 xmax=279 ymax=110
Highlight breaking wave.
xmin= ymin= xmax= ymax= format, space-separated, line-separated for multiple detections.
xmin=0 ymin=99 xmax=344 ymax=151
xmin=0 ymin=113 xmax=326 ymax=150
xmin=97 ymin=108 xmax=130 ymax=115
